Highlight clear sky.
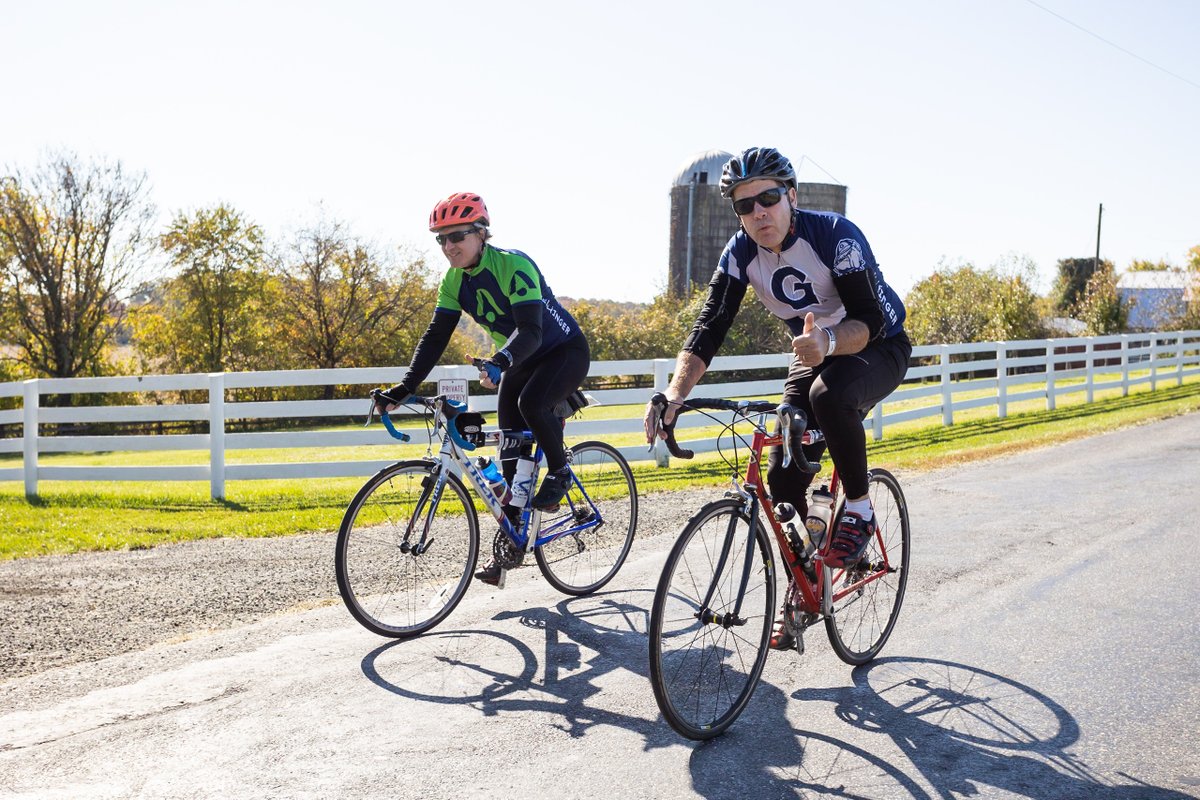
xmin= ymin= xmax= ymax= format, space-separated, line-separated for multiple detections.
xmin=4 ymin=0 xmax=1198 ymax=303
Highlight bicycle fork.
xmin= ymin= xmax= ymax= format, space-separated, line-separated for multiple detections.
xmin=695 ymin=500 xmax=761 ymax=630
xmin=402 ymin=464 xmax=445 ymax=556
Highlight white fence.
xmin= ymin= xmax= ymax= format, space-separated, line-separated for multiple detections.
xmin=2 ymin=331 xmax=1198 ymax=499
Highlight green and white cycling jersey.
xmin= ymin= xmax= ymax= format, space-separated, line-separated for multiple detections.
xmin=436 ymin=245 xmax=581 ymax=354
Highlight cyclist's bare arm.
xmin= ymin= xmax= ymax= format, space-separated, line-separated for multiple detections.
xmin=643 ymin=351 xmax=707 ymax=442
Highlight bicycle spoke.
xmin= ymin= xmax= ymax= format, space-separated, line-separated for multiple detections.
xmin=649 ymin=500 xmax=775 ymax=740
xmin=825 ymin=468 xmax=910 ymax=665
xmin=335 ymin=462 xmax=478 ymax=638
xmin=535 ymin=442 xmax=637 ymax=596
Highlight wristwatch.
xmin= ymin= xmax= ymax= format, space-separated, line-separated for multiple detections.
xmin=822 ymin=326 xmax=837 ymax=357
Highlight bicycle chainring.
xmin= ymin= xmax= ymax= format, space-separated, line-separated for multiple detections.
xmin=782 ymin=583 xmax=820 ymax=655
xmin=491 ymin=530 xmax=525 ymax=570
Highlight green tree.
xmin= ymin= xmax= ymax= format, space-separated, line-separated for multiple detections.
xmin=1127 ymin=258 xmax=1174 ymax=272
xmin=0 ymin=153 xmax=154 ymax=379
xmin=1183 ymin=246 xmax=1200 ymax=330
xmin=905 ymin=259 xmax=1044 ymax=345
xmin=1073 ymin=262 xmax=1128 ymax=334
xmin=572 ymin=292 xmax=689 ymax=362
xmin=1050 ymin=257 xmax=1110 ymax=314
xmin=678 ymin=285 xmax=791 ymax=356
xmin=132 ymin=205 xmax=280 ymax=373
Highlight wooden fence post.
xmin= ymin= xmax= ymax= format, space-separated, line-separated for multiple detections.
xmin=1176 ymin=333 xmax=1185 ymax=386
xmin=941 ymin=346 xmax=953 ymax=426
xmin=1045 ymin=341 xmax=1056 ymax=411
xmin=209 ymin=373 xmax=225 ymax=501
xmin=1148 ymin=332 xmax=1158 ymax=391
xmin=997 ymin=343 xmax=1008 ymax=419
xmin=1120 ymin=334 xmax=1130 ymax=397
xmin=1085 ymin=340 xmax=1095 ymax=404
xmin=23 ymin=380 xmax=38 ymax=499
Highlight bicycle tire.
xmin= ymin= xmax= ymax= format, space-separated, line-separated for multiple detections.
xmin=535 ymin=441 xmax=638 ymax=596
xmin=335 ymin=459 xmax=479 ymax=638
xmin=648 ymin=498 xmax=775 ymax=740
xmin=824 ymin=467 xmax=910 ymax=665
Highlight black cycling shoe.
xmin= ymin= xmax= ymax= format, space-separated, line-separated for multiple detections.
xmin=474 ymin=560 xmax=505 ymax=587
xmin=531 ymin=467 xmax=573 ymax=511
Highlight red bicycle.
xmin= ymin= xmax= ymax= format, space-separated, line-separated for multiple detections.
xmin=646 ymin=394 xmax=911 ymax=740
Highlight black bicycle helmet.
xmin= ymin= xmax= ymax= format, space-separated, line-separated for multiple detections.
xmin=719 ymin=147 xmax=797 ymax=198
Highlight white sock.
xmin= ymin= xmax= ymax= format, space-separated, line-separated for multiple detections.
xmin=844 ymin=498 xmax=873 ymax=521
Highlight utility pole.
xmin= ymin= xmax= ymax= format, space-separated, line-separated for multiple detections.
xmin=1095 ymin=203 xmax=1103 ymax=275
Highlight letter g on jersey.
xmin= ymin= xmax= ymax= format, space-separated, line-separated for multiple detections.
xmin=770 ymin=265 xmax=818 ymax=310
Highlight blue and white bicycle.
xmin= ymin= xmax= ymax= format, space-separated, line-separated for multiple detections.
xmin=335 ymin=390 xmax=638 ymax=638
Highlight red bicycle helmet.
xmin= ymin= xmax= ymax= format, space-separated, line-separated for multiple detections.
xmin=428 ymin=192 xmax=490 ymax=231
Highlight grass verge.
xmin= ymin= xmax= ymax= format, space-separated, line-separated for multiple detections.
xmin=1 ymin=380 xmax=1197 ymax=560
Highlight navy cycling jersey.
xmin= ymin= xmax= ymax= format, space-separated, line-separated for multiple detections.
xmin=718 ymin=209 xmax=906 ymax=338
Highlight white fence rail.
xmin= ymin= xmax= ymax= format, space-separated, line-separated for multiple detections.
xmin=2 ymin=331 xmax=1198 ymax=499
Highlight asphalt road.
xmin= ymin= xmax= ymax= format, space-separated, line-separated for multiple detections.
xmin=2 ymin=414 xmax=1199 ymax=799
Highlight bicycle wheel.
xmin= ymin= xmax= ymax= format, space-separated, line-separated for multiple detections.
xmin=535 ymin=441 xmax=638 ymax=595
xmin=648 ymin=498 xmax=775 ymax=740
xmin=335 ymin=460 xmax=479 ymax=638
xmin=824 ymin=467 xmax=910 ymax=665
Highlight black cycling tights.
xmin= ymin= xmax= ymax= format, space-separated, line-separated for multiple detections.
xmin=496 ymin=334 xmax=591 ymax=477
xmin=767 ymin=331 xmax=911 ymax=509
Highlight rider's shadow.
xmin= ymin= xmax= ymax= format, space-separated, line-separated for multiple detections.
xmin=358 ymin=589 xmax=677 ymax=746
xmin=788 ymin=656 xmax=1193 ymax=800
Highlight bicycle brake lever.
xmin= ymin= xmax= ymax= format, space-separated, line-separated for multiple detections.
xmin=648 ymin=392 xmax=667 ymax=452
xmin=365 ymin=396 xmax=378 ymax=428
xmin=779 ymin=406 xmax=794 ymax=470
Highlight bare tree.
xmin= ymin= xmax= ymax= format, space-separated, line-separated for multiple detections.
xmin=0 ymin=153 xmax=153 ymax=379
xmin=273 ymin=219 xmax=441 ymax=389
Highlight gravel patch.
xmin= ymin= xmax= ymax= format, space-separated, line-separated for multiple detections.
xmin=0 ymin=488 xmax=714 ymax=680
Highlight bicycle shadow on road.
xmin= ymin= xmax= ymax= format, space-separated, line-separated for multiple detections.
xmin=357 ymin=588 xmax=678 ymax=746
xmin=681 ymin=656 xmax=1195 ymax=800
xmin=786 ymin=656 xmax=1193 ymax=800
xmin=683 ymin=676 xmax=932 ymax=800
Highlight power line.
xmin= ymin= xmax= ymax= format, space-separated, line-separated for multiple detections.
xmin=795 ymin=155 xmax=842 ymax=186
xmin=1022 ymin=0 xmax=1200 ymax=91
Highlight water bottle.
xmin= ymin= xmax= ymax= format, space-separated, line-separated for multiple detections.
xmin=805 ymin=487 xmax=835 ymax=548
xmin=510 ymin=457 xmax=537 ymax=507
xmin=477 ymin=457 xmax=511 ymax=504
xmin=775 ymin=501 xmax=816 ymax=581
xmin=774 ymin=502 xmax=806 ymax=554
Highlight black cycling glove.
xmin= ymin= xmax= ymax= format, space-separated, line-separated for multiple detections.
xmin=374 ymin=385 xmax=411 ymax=411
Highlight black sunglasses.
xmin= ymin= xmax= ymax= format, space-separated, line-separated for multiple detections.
xmin=731 ymin=186 xmax=789 ymax=216
xmin=435 ymin=229 xmax=478 ymax=246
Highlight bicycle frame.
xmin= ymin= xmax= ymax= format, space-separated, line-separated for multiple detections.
xmin=387 ymin=397 xmax=608 ymax=555
xmin=726 ymin=415 xmax=894 ymax=618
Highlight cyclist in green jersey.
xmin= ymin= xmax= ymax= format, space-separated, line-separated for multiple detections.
xmin=375 ymin=192 xmax=591 ymax=585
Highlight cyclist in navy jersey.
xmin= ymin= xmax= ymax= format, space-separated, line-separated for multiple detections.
xmin=643 ymin=147 xmax=911 ymax=649
xmin=375 ymin=192 xmax=590 ymax=585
